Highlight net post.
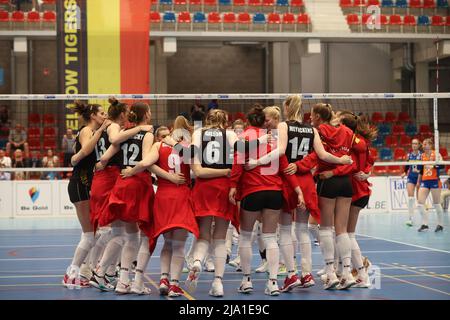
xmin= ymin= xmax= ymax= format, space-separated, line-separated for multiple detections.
xmin=433 ymin=97 xmax=439 ymax=162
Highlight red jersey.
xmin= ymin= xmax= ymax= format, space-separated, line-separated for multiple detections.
xmin=156 ymin=142 xmax=191 ymax=188
xmin=316 ymin=123 xmax=354 ymax=173
xmin=350 ymin=135 xmax=374 ymax=201
xmin=230 ymin=126 xmax=299 ymax=200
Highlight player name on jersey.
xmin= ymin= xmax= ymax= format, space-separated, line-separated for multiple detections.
xmin=289 ymin=126 xmax=313 ymax=134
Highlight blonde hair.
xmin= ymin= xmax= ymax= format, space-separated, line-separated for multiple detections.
xmin=284 ymin=95 xmax=302 ymax=121
xmin=155 ymin=126 xmax=169 ymax=139
xmin=232 ymin=119 xmax=245 ymax=129
xmin=205 ymin=109 xmax=228 ymax=129
xmin=264 ymin=106 xmax=281 ymax=122
xmin=173 ymin=115 xmax=193 ymax=142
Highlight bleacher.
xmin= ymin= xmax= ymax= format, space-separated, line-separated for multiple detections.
xmin=343 ymin=0 xmax=450 ymax=33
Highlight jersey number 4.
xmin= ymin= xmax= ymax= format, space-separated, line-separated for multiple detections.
xmin=288 ymin=137 xmax=310 ymax=159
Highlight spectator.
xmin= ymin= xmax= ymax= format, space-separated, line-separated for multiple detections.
xmin=13 ymin=0 xmax=38 ymax=11
xmin=0 ymin=149 xmax=12 ymax=181
xmin=28 ymin=150 xmax=42 ymax=179
xmin=6 ymin=123 xmax=29 ymax=157
xmin=191 ymin=103 xmax=205 ymax=127
xmin=41 ymin=148 xmax=59 ymax=180
xmin=0 ymin=105 xmax=10 ymax=125
xmin=207 ymin=99 xmax=219 ymax=111
xmin=61 ymin=128 xmax=76 ymax=167
xmin=11 ymin=149 xmax=28 ymax=180
xmin=0 ymin=106 xmax=10 ymax=150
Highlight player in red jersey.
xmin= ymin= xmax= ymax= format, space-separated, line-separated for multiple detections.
xmin=87 ymin=98 xmax=153 ymax=292
xmin=250 ymin=97 xmax=351 ymax=292
xmin=63 ymin=102 xmax=110 ymax=289
xmin=335 ymin=111 xmax=377 ymax=288
xmin=295 ymin=103 xmax=357 ymax=290
xmin=95 ymin=102 xmax=155 ymax=295
xmin=417 ymin=138 xmax=445 ymax=233
xmin=229 ymin=105 xmax=306 ymax=296
xmin=121 ymin=117 xmax=199 ymax=298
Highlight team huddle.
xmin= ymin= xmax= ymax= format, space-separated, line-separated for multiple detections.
xmin=62 ymin=95 xmax=445 ymax=298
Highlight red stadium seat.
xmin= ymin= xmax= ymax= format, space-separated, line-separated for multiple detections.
xmin=380 ymin=14 xmax=388 ymax=25
xmin=248 ymin=0 xmax=262 ymax=6
xmin=233 ymin=0 xmax=246 ymax=8
xmin=385 ymin=111 xmax=396 ymax=123
xmin=340 ymin=0 xmax=353 ymax=7
xmin=373 ymin=166 xmax=387 ymax=175
xmin=174 ymin=0 xmax=187 ymax=4
xmin=389 ymin=14 xmax=402 ymax=25
xmin=28 ymin=127 xmax=40 ymax=139
xmin=371 ymin=112 xmax=383 ymax=123
xmin=204 ymin=0 xmax=218 ymax=6
xmin=354 ymin=0 xmax=367 ymax=7
xmin=43 ymin=139 xmax=56 ymax=150
xmin=394 ymin=148 xmax=407 ymax=160
xmin=410 ymin=0 xmax=423 ymax=8
xmin=207 ymin=12 xmax=221 ymax=24
xmin=43 ymin=113 xmax=56 ymax=126
xmin=150 ymin=11 xmax=161 ymax=23
xmin=43 ymin=10 xmax=56 ymax=22
xmin=42 ymin=0 xmax=56 ymax=3
xmin=431 ymin=15 xmax=444 ymax=26
xmin=234 ymin=112 xmax=245 ymax=121
xmin=12 ymin=11 xmax=25 ymax=22
xmin=419 ymin=124 xmax=432 ymax=136
xmin=440 ymin=147 xmax=449 ymax=160
xmin=392 ymin=124 xmax=405 ymax=136
xmin=238 ymin=12 xmax=251 ymax=24
xmin=367 ymin=0 xmax=380 ymax=6
xmin=347 ymin=14 xmax=360 ymax=25
xmin=385 ymin=136 xmax=398 ymax=147
xmin=28 ymin=139 xmax=41 ymax=151
xmin=27 ymin=10 xmax=40 ymax=25
xmin=28 ymin=113 xmax=40 ymax=126
xmin=282 ymin=12 xmax=295 ymax=24
xmin=369 ymin=147 xmax=379 ymax=160
xmin=268 ymin=13 xmax=281 ymax=24
xmin=404 ymin=15 xmax=417 ymax=25
xmin=297 ymin=13 xmax=310 ymax=24
xmin=291 ymin=0 xmax=304 ymax=8
xmin=178 ymin=11 xmax=191 ymax=23
xmin=424 ymin=0 xmax=436 ymax=9
xmin=43 ymin=127 xmax=56 ymax=139
xmin=446 ymin=16 xmax=450 ymax=26
xmin=223 ymin=12 xmax=236 ymax=23
xmin=263 ymin=0 xmax=275 ymax=8
xmin=398 ymin=111 xmax=411 ymax=123
xmin=399 ymin=135 xmax=412 ymax=147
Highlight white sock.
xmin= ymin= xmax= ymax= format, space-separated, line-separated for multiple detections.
xmin=336 ymin=233 xmax=352 ymax=278
xmin=296 ymin=222 xmax=312 ymax=275
xmin=193 ymin=239 xmax=209 ymax=266
xmin=278 ymin=224 xmax=295 ymax=276
xmin=332 ymin=229 xmax=340 ymax=272
xmin=434 ymin=204 xmax=444 ymax=226
xmin=349 ymin=232 xmax=365 ymax=278
xmin=70 ymin=232 xmax=95 ymax=269
xmin=134 ymin=235 xmax=151 ymax=287
xmin=225 ymin=225 xmax=234 ymax=256
xmin=308 ymin=224 xmax=319 ymax=243
xmin=408 ymin=196 xmax=416 ymax=221
xmin=262 ymin=233 xmax=279 ymax=280
xmin=88 ymin=228 xmax=112 ymax=270
xmin=170 ymin=240 xmax=186 ymax=283
xmin=96 ymin=234 xmax=124 ymax=276
xmin=213 ymin=239 xmax=227 ymax=279
xmin=238 ymin=230 xmax=253 ymax=276
xmin=160 ymin=239 xmax=172 ymax=277
xmin=319 ymin=228 xmax=335 ymax=275
xmin=418 ymin=204 xmax=428 ymax=225
xmin=291 ymin=224 xmax=298 ymax=258
xmin=119 ymin=232 xmax=139 ymax=284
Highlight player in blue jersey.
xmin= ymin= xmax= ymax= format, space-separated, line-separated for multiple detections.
xmin=401 ymin=139 xmax=422 ymax=227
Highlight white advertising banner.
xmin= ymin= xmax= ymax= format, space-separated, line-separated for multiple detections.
xmin=14 ymin=181 xmax=53 ymax=216
xmin=363 ymin=176 xmax=389 ymax=213
xmin=0 ymin=181 xmax=13 ymax=218
xmin=58 ymin=180 xmax=76 ymax=216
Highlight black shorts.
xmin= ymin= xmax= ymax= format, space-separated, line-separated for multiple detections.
xmin=317 ymin=175 xmax=353 ymax=199
xmin=352 ymin=195 xmax=370 ymax=209
xmin=240 ymin=190 xmax=283 ymax=212
xmin=68 ymin=178 xmax=91 ymax=203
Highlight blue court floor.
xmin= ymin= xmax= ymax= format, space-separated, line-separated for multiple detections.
xmin=0 ymin=212 xmax=449 ymax=300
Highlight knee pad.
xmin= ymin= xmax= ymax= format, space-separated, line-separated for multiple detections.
xmin=138 ymin=236 xmax=150 ymax=255
xmin=239 ymin=230 xmax=253 ymax=249
xmin=79 ymin=232 xmax=95 ymax=251
xmin=124 ymin=232 xmax=139 ymax=249
xmin=434 ymin=203 xmax=443 ymax=213
xmin=261 ymin=233 xmax=278 ymax=250
xmin=110 ymin=234 xmax=125 ymax=247
xmin=278 ymin=225 xmax=292 ymax=246
xmin=212 ymin=239 xmax=227 ymax=258
xmin=96 ymin=228 xmax=113 ymax=247
xmin=171 ymin=240 xmax=185 ymax=259
xmin=295 ymin=223 xmax=310 ymax=244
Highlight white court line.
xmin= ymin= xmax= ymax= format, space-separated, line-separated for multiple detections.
xmin=356 ymin=233 xmax=450 ymax=254
xmin=381 ymin=262 xmax=450 ymax=283
xmin=0 ymin=245 xmax=75 ymax=249
xmin=380 ymin=271 xmax=450 ymax=296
